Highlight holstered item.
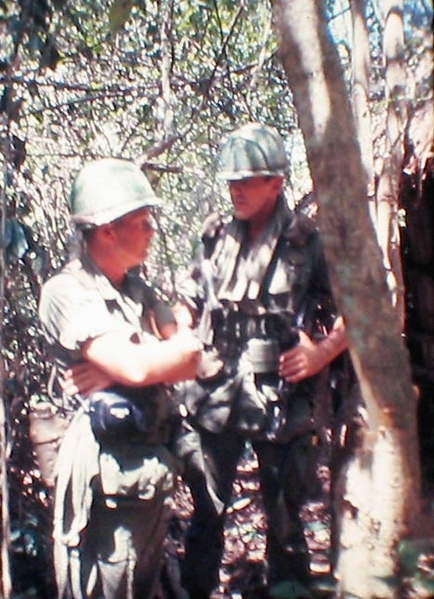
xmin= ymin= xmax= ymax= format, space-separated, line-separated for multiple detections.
xmin=89 ymin=385 xmax=171 ymax=446
xmin=29 ymin=401 xmax=73 ymax=487
xmin=90 ymin=392 xmax=148 ymax=440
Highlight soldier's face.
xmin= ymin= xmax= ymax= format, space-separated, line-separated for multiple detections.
xmin=228 ymin=176 xmax=283 ymax=223
xmin=111 ymin=208 xmax=155 ymax=268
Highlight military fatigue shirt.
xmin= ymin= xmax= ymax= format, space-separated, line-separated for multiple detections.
xmin=39 ymin=254 xmax=175 ymax=402
xmin=180 ymin=194 xmax=336 ymax=437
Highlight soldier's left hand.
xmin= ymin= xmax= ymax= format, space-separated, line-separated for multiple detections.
xmin=278 ymin=330 xmax=328 ymax=382
xmin=172 ymin=302 xmax=196 ymax=329
xmin=61 ymin=362 xmax=114 ymax=397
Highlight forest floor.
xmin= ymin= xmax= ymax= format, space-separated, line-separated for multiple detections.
xmin=162 ymin=443 xmax=434 ymax=599
xmin=163 ymin=446 xmax=335 ymax=599
xmin=12 ymin=437 xmax=434 ymax=598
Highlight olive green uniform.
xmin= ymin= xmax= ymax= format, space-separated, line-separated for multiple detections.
xmin=39 ymin=255 xmax=178 ymax=599
xmin=177 ymin=195 xmax=337 ymax=597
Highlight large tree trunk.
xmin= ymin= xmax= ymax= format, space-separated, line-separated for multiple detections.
xmin=271 ymin=1 xmax=421 ymax=597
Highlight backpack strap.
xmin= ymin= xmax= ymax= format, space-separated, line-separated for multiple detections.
xmin=201 ymin=212 xmax=228 ymax=259
xmin=283 ymin=210 xmax=318 ymax=247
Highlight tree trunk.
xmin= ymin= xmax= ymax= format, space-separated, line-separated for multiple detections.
xmin=271 ymin=0 xmax=421 ymax=596
xmin=1 ymin=186 xmax=12 ymax=597
xmin=374 ymin=0 xmax=407 ymax=324
xmin=351 ymin=0 xmax=405 ymax=324
xmin=0 ymin=391 xmax=12 ymax=599
xmin=351 ymin=0 xmax=375 ymax=198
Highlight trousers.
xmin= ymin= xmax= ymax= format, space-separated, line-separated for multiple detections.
xmin=179 ymin=423 xmax=321 ymax=597
xmin=53 ymin=407 xmax=176 ymax=599
xmin=67 ymin=496 xmax=171 ymax=599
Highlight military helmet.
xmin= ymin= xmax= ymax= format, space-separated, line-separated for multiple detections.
xmin=217 ymin=122 xmax=289 ymax=181
xmin=70 ymin=158 xmax=160 ymax=226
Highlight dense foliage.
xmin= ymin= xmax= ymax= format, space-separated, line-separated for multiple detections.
xmin=0 ymin=0 xmax=432 ymax=595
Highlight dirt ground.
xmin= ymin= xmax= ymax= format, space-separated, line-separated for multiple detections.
xmin=163 ymin=447 xmax=333 ymax=599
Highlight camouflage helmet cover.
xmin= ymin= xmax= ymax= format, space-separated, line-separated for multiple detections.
xmin=70 ymin=158 xmax=160 ymax=226
xmin=217 ymin=122 xmax=289 ymax=181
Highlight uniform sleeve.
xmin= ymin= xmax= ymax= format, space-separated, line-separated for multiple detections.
xmin=175 ymin=246 xmax=207 ymax=314
xmin=39 ymin=274 xmax=135 ymax=353
xmin=309 ymin=230 xmax=341 ymax=331
xmin=311 ymin=231 xmax=334 ymax=295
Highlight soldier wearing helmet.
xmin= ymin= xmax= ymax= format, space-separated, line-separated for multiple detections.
xmin=176 ymin=123 xmax=348 ymax=597
xmin=70 ymin=157 xmax=162 ymax=225
xmin=38 ymin=158 xmax=202 ymax=598
xmin=217 ymin=121 xmax=289 ymax=180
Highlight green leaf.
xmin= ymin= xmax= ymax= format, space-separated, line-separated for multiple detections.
xmin=269 ymin=580 xmax=312 ymax=599
xmin=109 ymin=0 xmax=134 ymax=34
xmin=399 ymin=539 xmax=434 ymax=575
xmin=1 ymin=219 xmax=30 ymax=260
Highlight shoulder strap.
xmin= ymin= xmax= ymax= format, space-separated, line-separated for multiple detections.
xmin=283 ymin=211 xmax=318 ymax=247
xmin=201 ymin=212 xmax=228 ymax=259
xmin=259 ymin=210 xmax=320 ymax=314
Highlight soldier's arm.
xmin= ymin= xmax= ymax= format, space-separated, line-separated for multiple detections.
xmin=61 ymin=361 xmax=114 ymax=397
xmin=62 ymin=328 xmax=202 ymax=397
xmin=279 ymin=316 xmax=348 ymax=383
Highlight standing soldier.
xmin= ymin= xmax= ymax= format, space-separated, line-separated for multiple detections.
xmin=38 ymin=158 xmax=202 ymax=599
xmin=176 ymin=123 xmax=348 ymax=598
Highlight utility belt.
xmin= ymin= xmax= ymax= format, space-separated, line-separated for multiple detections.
xmin=213 ymin=311 xmax=299 ymax=372
xmin=216 ymin=311 xmax=287 ymax=342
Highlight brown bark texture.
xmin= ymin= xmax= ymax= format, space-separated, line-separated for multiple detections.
xmin=271 ymin=0 xmax=421 ymax=596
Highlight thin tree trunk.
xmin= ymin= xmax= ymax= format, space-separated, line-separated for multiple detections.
xmin=0 ymin=392 xmax=12 ymax=599
xmin=351 ymin=0 xmax=406 ymax=321
xmin=1 ymin=158 xmax=12 ymax=598
xmin=375 ymin=0 xmax=407 ymax=323
xmin=351 ymin=0 xmax=375 ymax=198
xmin=271 ymin=0 xmax=420 ymax=596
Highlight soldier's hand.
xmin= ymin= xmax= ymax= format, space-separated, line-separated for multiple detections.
xmin=171 ymin=327 xmax=203 ymax=353
xmin=278 ymin=330 xmax=329 ymax=382
xmin=61 ymin=362 xmax=114 ymax=398
xmin=172 ymin=302 xmax=196 ymax=329
xmin=165 ymin=328 xmax=203 ymax=381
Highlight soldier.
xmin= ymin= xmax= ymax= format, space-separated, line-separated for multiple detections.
xmin=175 ymin=123 xmax=348 ymax=598
xmin=38 ymin=158 xmax=202 ymax=599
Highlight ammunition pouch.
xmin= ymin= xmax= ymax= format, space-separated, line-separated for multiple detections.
xmin=215 ymin=311 xmax=292 ymax=345
xmin=235 ymin=370 xmax=315 ymax=442
xmin=189 ymin=309 xmax=328 ymax=440
xmin=245 ymin=338 xmax=279 ymax=373
xmin=212 ymin=312 xmax=299 ymax=365
xmin=89 ymin=385 xmax=171 ymax=446
xmin=186 ymin=366 xmax=317 ymax=443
